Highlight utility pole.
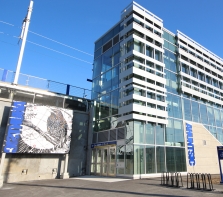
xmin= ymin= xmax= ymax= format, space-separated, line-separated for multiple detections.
xmin=0 ymin=1 xmax=34 ymax=188
xmin=13 ymin=0 xmax=33 ymax=84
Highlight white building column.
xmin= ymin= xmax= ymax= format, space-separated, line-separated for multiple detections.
xmin=0 ymin=153 xmax=6 ymax=188
xmin=60 ymin=154 xmax=69 ymax=179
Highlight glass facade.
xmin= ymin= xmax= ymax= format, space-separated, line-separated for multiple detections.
xmin=91 ymin=2 xmax=223 ymax=177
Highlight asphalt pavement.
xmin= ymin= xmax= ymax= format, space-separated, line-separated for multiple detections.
xmin=0 ymin=176 xmax=223 ymax=197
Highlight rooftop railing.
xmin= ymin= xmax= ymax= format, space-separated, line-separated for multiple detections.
xmin=0 ymin=68 xmax=92 ymax=99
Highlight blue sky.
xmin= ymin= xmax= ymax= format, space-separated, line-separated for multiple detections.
xmin=0 ymin=0 xmax=223 ymax=90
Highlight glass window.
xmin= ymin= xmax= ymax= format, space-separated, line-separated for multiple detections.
xmin=198 ymin=72 xmax=204 ymax=81
xmin=126 ymin=39 xmax=134 ymax=53
xmin=191 ymin=101 xmax=200 ymax=123
xmin=207 ymin=106 xmax=215 ymax=127
xmin=94 ymin=48 xmax=101 ymax=59
xmin=95 ymin=38 xmax=102 ymax=51
xmin=156 ymin=146 xmax=165 ymax=173
xmin=99 ymin=117 xmax=111 ymax=131
xmin=164 ymin=40 xmax=169 ymax=49
xmin=126 ymin=121 xmax=133 ymax=144
xmin=190 ymin=68 xmax=197 ymax=78
xmin=125 ymin=144 xmax=133 ymax=174
xmin=101 ymin=70 xmax=112 ymax=93
xmin=134 ymin=39 xmax=144 ymax=54
xmin=164 ymin=49 xmax=170 ymax=70
xmin=100 ymin=93 xmax=111 ymax=119
xmin=175 ymin=148 xmax=186 ymax=172
xmin=111 ymin=89 xmax=119 ymax=115
xmin=163 ymin=31 xmax=169 ymax=40
xmin=199 ymin=104 xmax=208 ymax=124
xmin=166 ymin=147 xmax=175 ymax=172
xmin=134 ymin=121 xmax=144 ymax=144
xmin=214 ymin=108 xmax=221 ymax=127
xmin=92 ymin=77 xmax=101 ymax=99
xmin=145 ymin=122 xmax=155 ymax=144
xmin=102 ymin=48 xmax=112 ymax=72
xmin=166 ymin=93 xmax=173 ymax=117
xmin=168 ymin=35 xmax=176 ymax=44
xmin=147 ymin=91 xmax=155 ymax=99
xmin=113 ymin=44 xmax=120 ymax=66
xmin=174 ymin=120 xmax=184 ymax=147
xmin=169 ymin=52 xmax=177 ymax=73
xmin=156 ymin=124 xmax=164 ymax=145
xmin=103 ymin=29 xmax=113 ymax=45
xmin=172 ymin=95 xmax=182 ymax=119
xmin=213 ymin=79 xmax=219 ymax=88
xmin=145 ymin=146 xmax=156 ymax=173
xmin=155 ymin=50 xmax=162 ymax=62
xmin=168 ymin=43 xmax=176 ymax=52
xmin=146 ymin=45 xmax=154 ymax=58
xmin=111 ymin=66 xmax=119 ymax=90
xmin=134 ymin=145 xmax=145 ymax=174
xmin=182 ymin=64 xmax=189 ymax=74
xmin=93 ymin=56 xmax=102 ymax=78
xmin=165 ymin=119 xmax=174 ymax=146
xmin=183 ymin=98 xmax=192 ymax=121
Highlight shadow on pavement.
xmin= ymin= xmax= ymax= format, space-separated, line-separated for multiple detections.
xmin=7 ymin=182 xmax=189 ymax=197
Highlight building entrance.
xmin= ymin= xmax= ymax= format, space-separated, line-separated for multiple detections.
xmin=91 ymin=146 xmax=116 ymax=176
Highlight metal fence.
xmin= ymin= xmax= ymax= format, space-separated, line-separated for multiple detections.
xmin=0 ymin=68 xmax=92 ymax=99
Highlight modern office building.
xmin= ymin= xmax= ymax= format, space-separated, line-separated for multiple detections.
xmin=91 ymin=1 xmax=223 ymax=178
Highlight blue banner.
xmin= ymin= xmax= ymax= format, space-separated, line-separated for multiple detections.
xmin=3 ymin=101 xmax=26 ymax=153
xmin=186 ymin=123 xmax=195 ymax=166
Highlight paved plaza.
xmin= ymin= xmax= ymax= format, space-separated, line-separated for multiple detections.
xmin=0 ymin=176 xmax=223 ymax=197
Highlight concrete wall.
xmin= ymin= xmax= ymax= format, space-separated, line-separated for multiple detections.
xmin=0 ymin=99 xmax=11 ymax=153
xmin=67 ymin=111 xmax=89 ymax=177
xmin=184 ymin=122 xmax=221 ymax=174
xmin=0 ymin=98 xmax=90 ymax=183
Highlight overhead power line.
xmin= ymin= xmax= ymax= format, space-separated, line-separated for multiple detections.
xmin=25 ymin=39 xmax=92 ymax=65
xmin=0 ymin=20 xmax=93 ymax=57
xmin=29 ymin=31 xmax=93 ymax=57
xmin=0 ymin=20 xmax=14 ymax=26
xmin=0 ymin=31 xmax=93 ymax=65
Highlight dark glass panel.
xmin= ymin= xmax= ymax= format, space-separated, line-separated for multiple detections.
xmin=166 ymin=147 xmax=175 ymax=172
xmin=175 ymin=148 xmax=186 ymax=172
xmin=156 ymin=146 xmax=165 ymax=173
xmin=145 ymin=146 xmax=156 ymax=173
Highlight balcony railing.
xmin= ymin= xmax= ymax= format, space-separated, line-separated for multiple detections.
xmin=0 ymin=68 xmax=92 ymax=99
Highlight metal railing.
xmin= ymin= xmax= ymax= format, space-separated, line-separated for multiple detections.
xmin=0 ymin=68 xmax=92 ymax=99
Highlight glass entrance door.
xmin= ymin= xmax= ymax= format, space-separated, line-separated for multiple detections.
xmin=91 ymin=146 xmax=116 ymax=176
xmin=101 ymin=148 xmax=108 ymax=176
xmin=108 ymin=147 xmax=116 ymax=176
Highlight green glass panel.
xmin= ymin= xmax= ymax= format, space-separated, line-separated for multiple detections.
xmin=134 ymin=145 xmax=145 ymax=174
